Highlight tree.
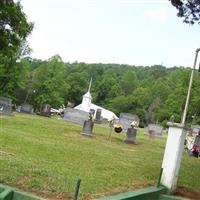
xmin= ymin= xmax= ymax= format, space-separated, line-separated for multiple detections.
xmin=0 ymin=0 xmax=33 ymax=56
xmin=66 ymin=72 xmax=89 ymax=105
xmin=95 ymin=73 xmax=118 ymax=105
xmin=0 ymin=0 xmax=33 ymax=99
xmin=121 ymin=70 xmax=138 ymax=95
xmin=32 ymin=55 xmax=70 ymax=108
xmin=107 ymin=95 xmax=132 ymax=115
xmin=170 ymin=0 xmax=200 ymax=24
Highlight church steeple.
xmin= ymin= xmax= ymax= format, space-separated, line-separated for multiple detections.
xmin=81 ymin=78 xmax=92 ymax=112
xmin=88 ymin=77 xmax=92 ymax=93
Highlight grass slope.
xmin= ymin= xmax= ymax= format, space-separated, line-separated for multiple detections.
xmin=0 ymin=113 xmax=199 ymax=199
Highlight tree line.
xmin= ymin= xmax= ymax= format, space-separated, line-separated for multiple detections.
xmin=2 ymin=55 xmax=200 ymax=127
xmin=1 ymin=0 xmax=200 ymax=127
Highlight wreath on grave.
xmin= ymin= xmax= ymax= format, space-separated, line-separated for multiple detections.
xmin=114 ymin=124 xmax=123 ymax=133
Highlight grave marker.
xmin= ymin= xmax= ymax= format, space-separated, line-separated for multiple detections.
xmin=20 ymin=103 xmax=34 ymax=114
xmin=81 ymin=119 xmax=94 ymax=137
xmin=148 ymin=124 xmax=163 ymax=137
xmin=40 ymin=104 xmax=51 ymax=117
xmin=0 ymin=96 xmax=12 ymax=115
xmin=124 ymin=127 xmax=137 ymax=144
xmin=95 ymin=108 xmax=102 ymax=121
xmin=119 ymin=113 xmax=139 ymax=131
xmin=191 ymin=125 xmax=200 ymax=134
xmin=63 ymin=107 xmax=89 ymax=125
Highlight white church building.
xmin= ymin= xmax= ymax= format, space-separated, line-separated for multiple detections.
xmin=74 ymin=79 xmax=118 ymax=120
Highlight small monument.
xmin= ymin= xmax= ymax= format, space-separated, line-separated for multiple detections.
xmin=124 ymin=120 xmax=139 ymax=144
xmin=63 ymin=107 xmax=89 ymax=125
xmin=20 ymin=103 xmax=34 ymax=114
xmin=0 ymin=96 xmax=12 ymax=115
xmin=148 ymin=124 xmax=163 ymax=137
xmin=81 ymin=110 xmax=94 ymax=137
xmin=39 ymin=104 xmax=51 ymax=117
xmin=119 ymin=113 xmax=139 ymax=131
xmin=191 ymin=125 xmax=200 ymax=134
xmin=95 ymin=108 xmax=102 ymax=121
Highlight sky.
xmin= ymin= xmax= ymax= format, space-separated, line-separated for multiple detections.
xmin=21 ymin=0 xmax=200 ymax=68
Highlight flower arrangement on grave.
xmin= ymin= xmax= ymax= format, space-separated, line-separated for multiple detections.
xmin=114 ymin=123 xmax=123 ymax=133
xmin=130 ymin=120 xmax=139 ymax=128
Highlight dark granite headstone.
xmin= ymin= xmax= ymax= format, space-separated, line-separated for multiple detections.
xmin=63 ymin=107 xmax=89 ymax=125
xmin=81 ymin=120 xmax=94 ymax=137
xmin=20 ymin=103 xmax=34 ymax=114
xmin=0 ymin=96 xmax=12 ymax=115
xmin=95 ymin=108 xmax=102 ymax=121
xmin=119 ymin=113 xmax=139 ymax=131
xmin=148 ymin=124 xmax=163 ymax=137
xmin=124 ymin=128 xmax=137 ymax=144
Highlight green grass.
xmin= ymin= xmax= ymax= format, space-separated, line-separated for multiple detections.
xmin=0 ymin=113 xmax=199 ymax=199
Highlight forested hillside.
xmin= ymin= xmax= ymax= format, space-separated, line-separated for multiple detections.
xmin=2 ymin=55 xmax=200 ymax=127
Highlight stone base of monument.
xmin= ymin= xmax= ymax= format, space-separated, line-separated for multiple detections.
xmin=94 ymin=119 xmax=102 ymax=124
xmin=124 ymin=128 xmax=137 ymax=144
xmin=81 ymin=120 xmax=94 ymax=137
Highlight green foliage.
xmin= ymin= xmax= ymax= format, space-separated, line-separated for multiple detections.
xmin=95 ymin=73 xmax=118 ymax=105
xmin=121 ymin=70 xmax=138 ymax=95
xmin=170 ymin=0 xmax=200 ymax=25
xmin=0 ymin=0 xmax=33 ymax=100
xmin=65 ymin=71 xmax=89 ymax=104
xmin=31 ymin=55 xmax=70 ymax=108
xmin=108 ymin=95 xmax=132 ymax=115
xmin=2 ymin=49 xmax=200 ymax=126
xmin=0 ymin=0 xmax=33 ymax=56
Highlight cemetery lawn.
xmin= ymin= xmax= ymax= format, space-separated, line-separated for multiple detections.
xmin=0 ymin=113 xmax=200 ymax=200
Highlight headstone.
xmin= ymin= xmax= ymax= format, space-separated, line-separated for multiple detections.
xmin=81 ymin=119 xmax=94 ymax=137
xmin=63 ymin=107 xmax=89 ymax=125
xmin=0 ymin=96 xmax=12 ymax=115
xmin=16 ymin=105 xmax=21 ymax=112
xmin=119 ymin=113 xmax=139 ymax=131
xmin=148 ymin=124 xmax=163 ymax=137
xmin=191 ymin=125 xmax=200 ymax=135
xmin=40 ymin=104 xmax=51 ymax=116
xmin=194 ymin=134 xmax=200 ymax=147
xmin=124 ymin=128 xmax=137 ymax=144
xmin=20 ymin=103 xmax=34 ymax=114
xmin=95 ymin=108 xmax=102 ymax=121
